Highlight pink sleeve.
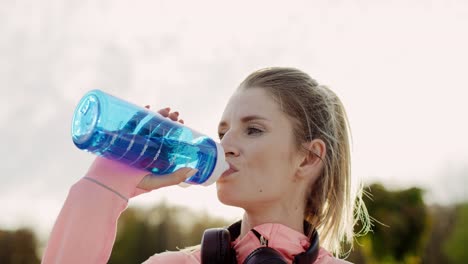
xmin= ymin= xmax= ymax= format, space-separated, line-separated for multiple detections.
xmin=142 ymin=249 xmax=201 ymax=263
xmin=41 ymin=158 xmax=149 ymax=264
xmin=315 ymin=248 xmax=353 ymax=264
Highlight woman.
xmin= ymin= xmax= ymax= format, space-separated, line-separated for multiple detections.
xmin=42 ymin=67 xmax=369 ymax=263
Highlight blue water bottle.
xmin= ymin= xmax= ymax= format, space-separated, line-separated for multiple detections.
xmin=71 ymin=89 xmax=228 ymax=186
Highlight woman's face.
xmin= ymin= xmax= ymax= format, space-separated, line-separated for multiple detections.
xmin=216 ymin=88 xmax=305 ymax=210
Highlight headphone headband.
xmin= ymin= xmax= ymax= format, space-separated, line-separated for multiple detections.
xmin=201 ymin=221 xmax=319 ymax=264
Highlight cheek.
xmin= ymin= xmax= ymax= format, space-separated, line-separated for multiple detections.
xmin=246 ymin=143 xmax=295 ymax=185
xmin=244 ymin=144 xmax=276 ymax=177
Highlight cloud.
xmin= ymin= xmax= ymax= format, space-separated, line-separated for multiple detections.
xmin=1 ymin=0 xmax=468 ymax=237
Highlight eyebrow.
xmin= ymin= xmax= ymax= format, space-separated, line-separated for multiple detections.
xmin=218 ymin=115 xmax=270 ymax=128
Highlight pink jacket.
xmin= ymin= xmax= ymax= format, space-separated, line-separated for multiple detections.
xmin=42 ymin=158 xmax=350 ymax=264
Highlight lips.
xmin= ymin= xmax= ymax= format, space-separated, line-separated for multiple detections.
xmin=220 ymin=162 xmax=238 ymax=178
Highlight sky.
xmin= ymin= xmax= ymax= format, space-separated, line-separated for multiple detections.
xmin=1 ymin=0 xmax=467 ymax=243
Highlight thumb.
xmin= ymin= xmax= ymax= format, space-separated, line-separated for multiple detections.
xmin=137 ymin=168 xmax=198 ymax=191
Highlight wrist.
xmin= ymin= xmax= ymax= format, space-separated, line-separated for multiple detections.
xmin=85 ymin=157 xmax=149 ymax=199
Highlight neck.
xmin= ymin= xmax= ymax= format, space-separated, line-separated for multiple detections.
xmin=239 ymin=202 xmax=305 ymax=239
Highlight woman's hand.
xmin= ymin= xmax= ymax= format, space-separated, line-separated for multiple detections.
xmin=136 ymin=106 xmax=197 ymax=191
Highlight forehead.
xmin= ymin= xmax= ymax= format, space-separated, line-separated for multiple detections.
xmin=220 ymin=88 xmax=282 ymax=122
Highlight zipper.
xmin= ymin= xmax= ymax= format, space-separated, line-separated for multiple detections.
xmin=251 ymin=228 xmax=269 ymax=247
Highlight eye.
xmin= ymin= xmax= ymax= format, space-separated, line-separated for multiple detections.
xmin=218 ymin=126 xmax=228 ymax=140
xmin=246 ymin=127 xmax=263 ymax=136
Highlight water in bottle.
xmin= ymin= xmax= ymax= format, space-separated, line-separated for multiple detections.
xmin=71 ymin=89 xmax=228 ymax=186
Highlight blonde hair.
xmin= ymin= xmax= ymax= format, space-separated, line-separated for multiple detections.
xmin=238 ymin=67 xmax=370 ymax=256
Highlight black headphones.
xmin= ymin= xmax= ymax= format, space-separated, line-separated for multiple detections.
xmin=201 ymin=221 xmax=319 ymax=264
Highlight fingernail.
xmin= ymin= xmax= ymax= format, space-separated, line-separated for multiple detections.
xmin=174 ymin=111 xmax=179 ymax=116
xmin=185 ymin=169 xmax=198 ymax=178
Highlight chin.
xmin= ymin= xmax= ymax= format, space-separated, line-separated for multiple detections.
xmin=216 ymin=182 xmax=245 ymax=208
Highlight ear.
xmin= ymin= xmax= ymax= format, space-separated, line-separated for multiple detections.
xmin=296 ymin=139 xmax=326 ymax=181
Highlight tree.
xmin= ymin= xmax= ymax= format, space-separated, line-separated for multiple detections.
xmin=443 ymin=203 xmax=468 ymax=263
xmin=422 ymin=204 xmax=456 ymax=264
xmin=0 ymin=228 xmax=40 ymax=264
xmin=108 ymin=201 xmax=229 ymax=264
xmin=351 ymin=183 xmax=430 ymax=264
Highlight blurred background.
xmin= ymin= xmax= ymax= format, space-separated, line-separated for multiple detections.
xmin=1 ymin=0 xmax=467 ymax=263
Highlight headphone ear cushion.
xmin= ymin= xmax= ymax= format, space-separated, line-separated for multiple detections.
xmin=243 ymin=247 xmax=287 ymax=264
xmin=201 ymin=228 xmax=234 ymax=263
xmin=293 ymin=230 xmax=319 ymax=264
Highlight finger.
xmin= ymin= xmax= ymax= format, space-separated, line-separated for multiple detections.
xmin=179 ymin=119 xmax=184 ymax=124
xmin=139 ymin=168 xmax=197 ymax=190
xmin=157 ymin=107 xmax=171 ymax=117
xmin=137 ymin=168 xmax=198 ymax=190
xmin=145 ymin=105 xmax=151 ymax=109
xmin=168 ymin=111 xmax=179 ymax=121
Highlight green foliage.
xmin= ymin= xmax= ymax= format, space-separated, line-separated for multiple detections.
xmin=2 ymin=184 xmax=464 ymax=264
xmin=108 ymin=201 xmax=230 ymax=264
xmin=443 ymin=203 xmax=468 ymax=263
xmin=421 ymin=204 xmax=456 ymax=264
xmin=0 ymin=228 xmax=40 ymax=264
xmin=351 ymin=183 xmax=430 ymax=264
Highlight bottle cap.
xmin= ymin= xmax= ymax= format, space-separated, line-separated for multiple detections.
xmin=199 ymin=142 xmax=229 ymax=186
xmin=178 ymin=142 xmax=228 ymax=187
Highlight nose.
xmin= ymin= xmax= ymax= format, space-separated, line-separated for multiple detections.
xmin=220 ymin=130 xmax=240 ymax=158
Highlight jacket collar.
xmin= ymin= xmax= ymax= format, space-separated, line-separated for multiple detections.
xmin=229 ymin=221 xmax=311 ymax=263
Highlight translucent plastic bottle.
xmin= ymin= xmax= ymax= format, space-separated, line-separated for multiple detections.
xmin=71 ymin=89 xmax=228 ymax=186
